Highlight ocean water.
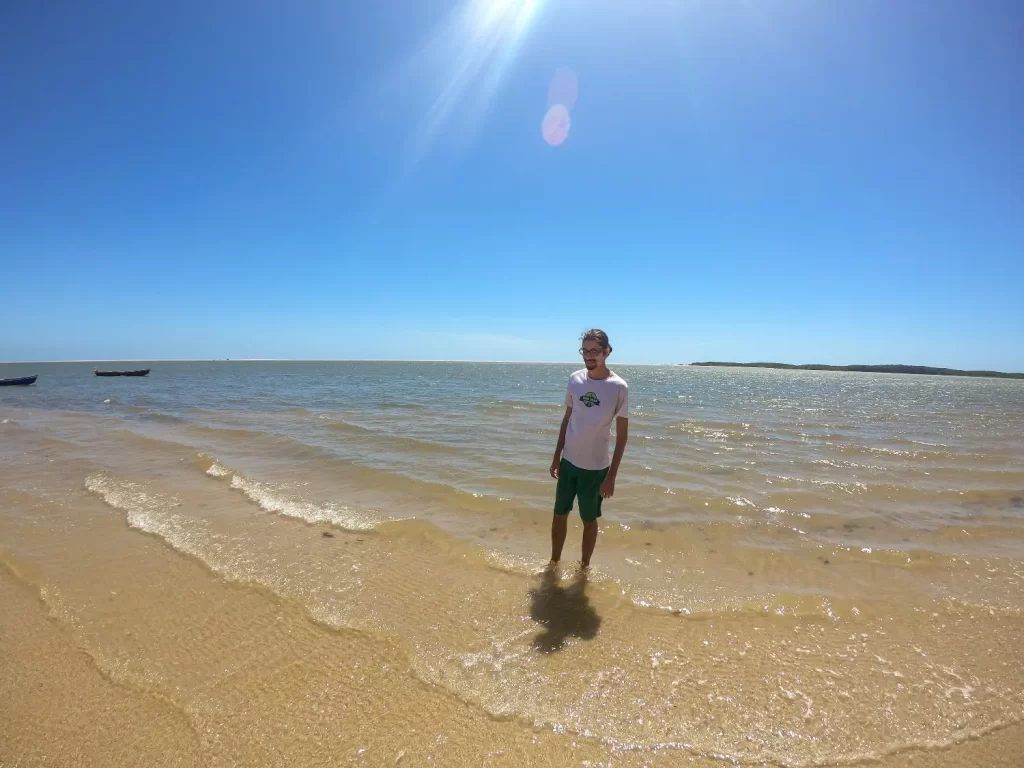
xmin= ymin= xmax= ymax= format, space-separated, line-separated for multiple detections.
xmin=2 ymin=360 xmax=1023 ymax=766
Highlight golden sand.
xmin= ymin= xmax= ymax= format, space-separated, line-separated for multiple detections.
xmin=3 ymin=552 xmax=1022 ymax=767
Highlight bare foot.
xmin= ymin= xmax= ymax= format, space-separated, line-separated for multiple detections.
xmin=535 ymin=560 xmax=559 ymax=576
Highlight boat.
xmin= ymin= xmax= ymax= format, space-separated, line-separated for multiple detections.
xmin=0 ymin=375 xmax=37 ymax=386
xmin=94 ymin=369 xmax=150 ymax=377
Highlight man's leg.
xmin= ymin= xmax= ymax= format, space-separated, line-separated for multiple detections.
xmin=577 ymin=466 xmax=607 ymax=568
xmin=582 ymin=520 xmax=598 ymax=567
xmin=551 ymin=513 xmax=568 ymax=562
xmin=551 ymin=459 xmax=576 ymax=563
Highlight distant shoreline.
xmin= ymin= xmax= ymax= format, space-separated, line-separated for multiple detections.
xmin=690 ymin=362 xmax=1024 ymax=380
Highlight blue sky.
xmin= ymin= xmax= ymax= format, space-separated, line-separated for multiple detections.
xmin=1 ymin=0 xmax=1022 ymax=368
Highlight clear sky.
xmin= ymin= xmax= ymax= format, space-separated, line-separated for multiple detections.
xmin=2 ymin=0 xmax=1022 ymax=368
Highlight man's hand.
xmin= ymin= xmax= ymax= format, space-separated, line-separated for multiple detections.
xmin=550 ymin=458 xmax=561 ymax=479
xmin=600 ymin=476 xmax=615 ymax=498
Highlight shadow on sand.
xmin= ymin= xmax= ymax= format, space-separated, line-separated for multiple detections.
xmin=528 ymin=565 xmax=601 ymax=653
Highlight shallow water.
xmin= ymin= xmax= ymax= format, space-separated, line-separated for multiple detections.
xmin=2 ymin=361 xmax=1023 ymax=766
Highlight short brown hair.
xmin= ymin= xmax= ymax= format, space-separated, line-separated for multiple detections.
xmin=581 ymin=328 xmax=611 ymax=353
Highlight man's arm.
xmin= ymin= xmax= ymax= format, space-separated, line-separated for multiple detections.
xmin=600 ymin=417 xmax=629 ymax=498
xmin=550 ymin=406 xmax=572 ymax=478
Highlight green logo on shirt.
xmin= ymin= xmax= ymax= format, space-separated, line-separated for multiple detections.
xmin=580 ymin=392 xmax=600 ymax=407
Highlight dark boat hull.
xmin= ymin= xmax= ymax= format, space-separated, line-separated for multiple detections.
xmin=94 ymin=369 xmax=150 ymax=377
xmin=0 ymin=375 xmax=37 ymax=386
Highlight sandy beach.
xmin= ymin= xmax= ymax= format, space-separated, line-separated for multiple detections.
xmin=3 ymin=558 xmax=1022 ymax=768
xmin=2 ymin=362 xmax=1022 ymax=766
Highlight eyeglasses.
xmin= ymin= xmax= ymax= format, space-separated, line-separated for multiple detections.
xmin=579 ymin=347 xmax=605 ymax=357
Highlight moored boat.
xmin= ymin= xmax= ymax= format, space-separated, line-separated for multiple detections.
xmin=0 ymin=375 xmax=38 ymax=386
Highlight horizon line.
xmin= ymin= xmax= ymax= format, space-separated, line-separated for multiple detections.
xmin=2 ymin=358 xmax=1021 ymax=374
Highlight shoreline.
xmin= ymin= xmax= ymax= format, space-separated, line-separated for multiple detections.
xmin=692 ymin=361 xmax=1024 ymax=380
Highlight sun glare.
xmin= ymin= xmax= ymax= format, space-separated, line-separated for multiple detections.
xmin=409 ymin=0 xmax=543 ymax=163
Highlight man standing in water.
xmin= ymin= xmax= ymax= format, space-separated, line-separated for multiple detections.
xmin=549 ymin=329 xmax=629 ymax=567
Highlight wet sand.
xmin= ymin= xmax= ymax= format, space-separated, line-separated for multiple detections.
xmin=3 ymin=551 xmax=1023 ymax=767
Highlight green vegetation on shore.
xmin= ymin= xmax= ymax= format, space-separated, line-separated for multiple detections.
xmin=690 ymin=362 xmax=1024 ymax=380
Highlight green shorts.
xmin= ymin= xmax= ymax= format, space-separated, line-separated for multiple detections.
xmin=554 ymin=458 xmax=609 ymax=522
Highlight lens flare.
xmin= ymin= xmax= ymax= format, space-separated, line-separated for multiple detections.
xmin=542 ymin=104 xmax=571 ymax=147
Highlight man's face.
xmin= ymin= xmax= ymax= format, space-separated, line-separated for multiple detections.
xmin=580 ymin=342 xmax=607 ymax=370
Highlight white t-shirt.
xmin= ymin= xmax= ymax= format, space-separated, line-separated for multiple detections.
xmin=562 ymin=369 xmax=629 ymax=471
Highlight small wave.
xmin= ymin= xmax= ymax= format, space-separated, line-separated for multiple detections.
xmin=185 ymin=431 xmax=517 ymax=517
xmin=727 ymin=495 xmax=757 ymax=508
xmin=190 ymin=424 xmax=268 ymax=441
xmin=323 ymin=419 xmax=368 ymax=434
xmin=85 ymin=474 xmax=194 ymax=551
xmin=666 ymin=420 xmax=741 ymax=441
xmin=206 ymin=462 xmax=232 ymax=478
xmin=104 ymin=429 xmax=201 ymax=459
xmin=188 ymin=424 xmax=318 ymax=456
xmin=138 ymin=410 xmax=187 ymax=424
xmin=376 ymin=400 xmax=427 ymax=410
xmin=187 ymin=407 xmax=228 ymax=417
xmin=201 ymin=460 xmax=387 ymax=531
xmin=772 ymin=475 xmax=869 ymax=494
xmin=480 ymin=544 xmax=860 ymax=622
xmin=483 ymin=549 xmax=553 ymax=576
xmin=851 ymin=484 xmax=1024 ymax=509
xmin=621 ymin=583 xmax=905 ymax=622
xmin=83 ymin=473 xmax=271 ymax=607
xmin=323 ymin=419 xmax=466 ymax=456
xmin=835 ymin=442 xmax=972 ymax=462
xmin=479 ymin=399 xmax=562 ymax=414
